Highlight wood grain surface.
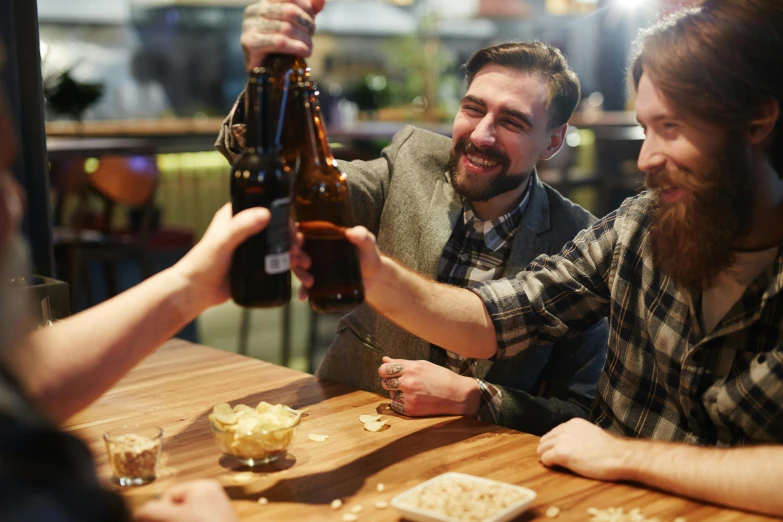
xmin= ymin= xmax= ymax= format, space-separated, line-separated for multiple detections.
xmin=63 ymin=340 xmax=774 ymax=522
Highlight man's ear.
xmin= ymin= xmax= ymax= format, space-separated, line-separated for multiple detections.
xmin=540 ymin=123 xmax=568 ymax=161
xmin=747 ymin=97 xmax=779 ymax=147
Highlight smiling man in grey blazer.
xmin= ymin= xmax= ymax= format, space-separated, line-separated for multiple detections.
xmin=218 ymin=1 xmax=607 ymax=435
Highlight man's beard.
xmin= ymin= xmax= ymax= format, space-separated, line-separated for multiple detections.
xmin=647 ymin=139 xmax=753 ymax=290
xmin=447 ymin=137 xmax=530 ymax=202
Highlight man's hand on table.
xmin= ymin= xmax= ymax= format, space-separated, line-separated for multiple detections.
xmin=241 ymin=0 xmax=325 ymax=71
xmin=134 ymin=480 xmax=238 ymax=522
xmin=378 ymin=356 xmax=482 ymax=418
xmin=537 ymin=418 xmax=635 ymax=481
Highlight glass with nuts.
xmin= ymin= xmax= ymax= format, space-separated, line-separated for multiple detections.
xmin=103 ymin=426 xmax=163 ymax=486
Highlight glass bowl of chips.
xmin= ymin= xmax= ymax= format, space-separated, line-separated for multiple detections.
xmin=209 ymin=401 xmax=301 ymax=466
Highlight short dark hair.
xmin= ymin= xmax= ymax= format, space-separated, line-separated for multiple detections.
xmin=465 ymin=41 xmax=581 ymax=128
xmin=630 ymin=0 xmax=783 ymax=174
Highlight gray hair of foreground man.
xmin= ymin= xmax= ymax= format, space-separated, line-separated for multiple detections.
xmin=465 ymin=41 xmax=581 ymax=129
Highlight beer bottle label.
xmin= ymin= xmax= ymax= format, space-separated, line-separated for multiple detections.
xmin=265 ymin=197 xmax=291 ymax=275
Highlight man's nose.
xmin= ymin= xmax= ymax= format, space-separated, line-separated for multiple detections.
xmin=637 ymin=134 xmax=665 ymax=173
xmin=470 ymin=115 xmax=496 ymax=149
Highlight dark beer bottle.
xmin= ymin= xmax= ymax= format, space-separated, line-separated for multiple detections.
xmin=262 ymin=54 xmax=309 ymax=169
xmin=230 ymin=67 xmax=291 ymax=307
xmin=294 ymin=82 xmax=365 ymax=313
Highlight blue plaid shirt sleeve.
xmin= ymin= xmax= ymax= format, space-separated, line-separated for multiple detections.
xmin=471 ymin=209 xmax=620 ymax=359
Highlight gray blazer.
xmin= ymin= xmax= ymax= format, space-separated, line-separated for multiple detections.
xmin=315 ymin=126 xmax=607 ymax=435
xmin=217 ymin=120 xmax=607 ymax=435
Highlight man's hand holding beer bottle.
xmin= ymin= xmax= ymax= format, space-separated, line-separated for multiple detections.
xmin=241 ymin=0 xmax=325 ymax=71
xmin=231 ymin=0 xmax=366 ymax=313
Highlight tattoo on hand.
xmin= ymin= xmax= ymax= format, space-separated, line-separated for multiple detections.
xmin=296 ymin=15 xmax=315 ymax=33
xmin=384 ymin=377 xmax=400 ymax=389
xmin=249 ymin=34 xmax=276 ymax=50
xmin=385 ymin=363 xmax=404 ymax=375
xmin=264 ymin=3 xmax=284 ymax=17
xmin=245 ymin=18 xmax=283 ymax=33
xmin=244 ymin=3 xmax=261 ymax=19
xmin=391 ymin=392 xmax=405 ymax=415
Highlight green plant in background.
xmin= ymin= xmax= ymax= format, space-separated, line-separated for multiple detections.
xmin=43 ymin=69 xmax=104 ymax=122
xmin=381 ymin=11 xmax=459 ymax=122
xmin=344 ymin=74 xmax=392 ymax=114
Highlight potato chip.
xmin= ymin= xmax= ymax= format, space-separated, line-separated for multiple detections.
xmin=375 ymin=501 xmax=389 ymax=510
xmin=331 ymin=499 xmax=343 ymax=510
xmin=235 ymin=417 xmax=260 ymax=434
xmin=210 ymin=401 xmax=299 ymax=461
xmin=363 ymin=419 xmax=389 ymax=432
xmin=213 ymin=403 xmax=233 ymax=415
xmin=308 ymin=434 xmax=329 ymax=442
xmin=234 ymin=404 xmax=254 ymax=414
xmin=359 ymin=414 xmax=381 ymax=424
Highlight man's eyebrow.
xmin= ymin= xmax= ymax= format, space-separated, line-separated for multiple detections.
xmin=461 ymin=94 xmax=486 ymax=108
xmin=500 ymin=106 xmax=533 ymax=129
xmin=636 ymin=113 xmax=676 ymax=126
xmin=461 ymin=95 xmax=534 ymax=128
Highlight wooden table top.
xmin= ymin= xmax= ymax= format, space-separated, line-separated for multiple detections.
xmin=63 ymin=340 xmax=772 ymax=522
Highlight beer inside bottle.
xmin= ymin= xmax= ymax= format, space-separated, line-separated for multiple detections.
xmin=295 ymin=82 xmax=365 ymax=313
xmin=230 ymin=67 xmax=291 ymax=308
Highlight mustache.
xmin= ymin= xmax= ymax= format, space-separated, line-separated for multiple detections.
xmin=644 ymin=168 xmax=677 ymax=190
xmin=453 ymin=137 xmax=510 ymax=167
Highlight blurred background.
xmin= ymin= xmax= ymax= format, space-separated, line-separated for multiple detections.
xmin=21 ymin=0 xmax=698 ymax=372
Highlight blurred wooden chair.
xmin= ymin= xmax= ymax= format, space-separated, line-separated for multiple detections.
xmin=52 ymin=155 xmax=160 ymax=310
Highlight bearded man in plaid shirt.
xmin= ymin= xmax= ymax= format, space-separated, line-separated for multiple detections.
xmin=294 ymin=0 xmax=783 ymax=516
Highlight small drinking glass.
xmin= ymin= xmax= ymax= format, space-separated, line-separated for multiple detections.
xmin=104 ymin=426 xmax=163 ymax=486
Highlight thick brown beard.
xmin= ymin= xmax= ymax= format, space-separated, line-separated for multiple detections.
xmin=447 ymin=136 xmax=527 ymax=202
xmin=647 ymin=140 xmax=753 ymax=290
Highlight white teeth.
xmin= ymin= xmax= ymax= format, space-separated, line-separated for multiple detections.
xmin=466 ymin=154 xmax=497 ymax=168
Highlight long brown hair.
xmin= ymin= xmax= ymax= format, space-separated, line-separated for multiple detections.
xmin=465 ymin=42 xmax=581 ymax=129
xmin=630 ymin=0 xmax=783 ymax=174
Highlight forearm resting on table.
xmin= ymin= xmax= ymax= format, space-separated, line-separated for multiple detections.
xmin=621 ymin=440 xmax=783 ymax=516
xmin=9 ymin=268 xmax=205 ymax=423
xmin=368 ymin=256 xmax=498 ymax=359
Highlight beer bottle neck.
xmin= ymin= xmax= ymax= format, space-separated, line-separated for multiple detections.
xmin=262 ymin=54 xmax=310 ymax=82
xmin=245 ymin=69 xmax=276 ymax=154
xmin=302 ymin=84 xmax=336 ymax=168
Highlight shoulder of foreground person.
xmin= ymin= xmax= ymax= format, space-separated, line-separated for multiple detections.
xmin=0 ymin=414 xmax=130 ymax=522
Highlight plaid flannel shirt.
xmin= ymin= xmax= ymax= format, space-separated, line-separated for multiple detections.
xmin=435 ymin=182 xmax=530 ymax=424
xmin=472 ymin=192 xmax=783 ymax=444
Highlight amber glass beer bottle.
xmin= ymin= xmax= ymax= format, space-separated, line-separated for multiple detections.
xmin=294 ymin=82 xmax=365 ymax=313
xmin=262 ymin=54 xmax=309 ymax=169
xmin=229 ymin=68 xmax=291 ymax=307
